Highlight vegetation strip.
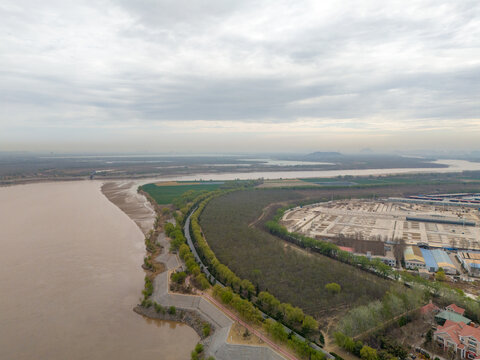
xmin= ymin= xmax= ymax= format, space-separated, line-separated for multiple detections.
xmin=185 ymin=191 xmax=331 ymax=360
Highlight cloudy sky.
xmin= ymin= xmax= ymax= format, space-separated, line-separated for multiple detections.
xmin=1 ymin=0 xmax=479 ymax=153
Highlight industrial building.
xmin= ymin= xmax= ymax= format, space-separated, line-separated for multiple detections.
xmin=391 ymin=193 xmax=480 ymax=208
xmin=404 ymin=246 xmax=426 ymax=270
xmin=282 ymin=198 xmax=480 ymax=250
xmin=420 ymin=248 xmax=457 ymax=274
xmin=457 ymin=251 xmax=480 ymax=277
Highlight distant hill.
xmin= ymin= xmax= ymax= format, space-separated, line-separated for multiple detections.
xmin=306 ymin=151 xmax=342 ymax=158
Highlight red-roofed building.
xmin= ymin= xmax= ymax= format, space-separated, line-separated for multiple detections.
xmin=434 ymin=320 xmax=480 ymax=359
xmin=446 ymin=304 xmax=466 ymax=316
xmin=338 ymin=246 xmax=354 ymax=253
xmin=421 ymin=302 xmax=440 ymax=315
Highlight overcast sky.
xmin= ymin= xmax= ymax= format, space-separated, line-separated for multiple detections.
xmin=1 ymin=0 xmax=479 ymax=153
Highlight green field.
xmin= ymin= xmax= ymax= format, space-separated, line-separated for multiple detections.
xmin=199 ymin=189 xmax=391 ymax=318
xmin=141 ymin=182 xmax=223 ymax=205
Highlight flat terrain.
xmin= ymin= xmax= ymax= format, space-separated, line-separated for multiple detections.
xmin=199 ymin=183 xmax=480 ymax=319
xmin=141 ymin=182 xmax=223 ymax=204
xmin=282 ymin=199 xmax=480 ymax=249
xmin=199 ymin=189 xmax=392 ymax=318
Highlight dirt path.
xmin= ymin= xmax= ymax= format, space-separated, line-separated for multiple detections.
xmin=248 ymin=201 xmax=290 ymax=228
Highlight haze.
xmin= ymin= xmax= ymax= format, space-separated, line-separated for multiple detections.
xmin=1 ymin=1 xmax=479 ymax=153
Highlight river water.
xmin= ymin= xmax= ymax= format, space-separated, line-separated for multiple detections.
xmin=0 ymin=181 xmax=198 ymax=360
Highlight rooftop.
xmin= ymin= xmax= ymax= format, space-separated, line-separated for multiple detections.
xmin=405 ymin=246 xmax=425 ymax=263
xmin=436 ymin=310 xmax=471 ymax=325
xmin=435 ymin=320 xmax=480 ymax=347
xmin=446 ymin=304 xmax=466 ymax=316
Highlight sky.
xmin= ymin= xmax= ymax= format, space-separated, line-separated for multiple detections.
xmin=1 ymin=0 xmax=479 ymax=153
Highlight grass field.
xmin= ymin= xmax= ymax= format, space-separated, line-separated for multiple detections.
xmin=141 ymin=182 xmax=223 ymax=205
xmin=199 ymin=189 xmax=391 ymax=318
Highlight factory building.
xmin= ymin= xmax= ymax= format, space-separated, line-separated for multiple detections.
xmin=404 ymin=246 xmax=426 ymax=270
xmin=420 ymin=248 xmax=457 ymax=275
xmin=457 ymin=252 xmax=480 ymax=277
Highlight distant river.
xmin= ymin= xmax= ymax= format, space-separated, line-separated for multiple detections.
xmin=0 ymin=181 xmax=198 ymax=360
xmin=136 ymin=159 xmax=480 ymax=183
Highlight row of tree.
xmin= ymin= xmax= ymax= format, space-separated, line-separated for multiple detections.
xmin=211 ymin=284 xmax=326 ymax=360
xmin=190 ymin=195 xmax=319 ymax=334
xmin=265 ymin=208 xmax=395 ymax=279
xmin=165 ymin=221 xmax=210 ymax=290
xmin=263 ymin=319 xmax=326 ymax=360
xmin=257 ymin=291 xmax=319 ymax=335
xmin=212 ymin=285 xmax=263 ymax=323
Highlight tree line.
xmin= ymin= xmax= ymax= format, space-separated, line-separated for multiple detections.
xmin=190 ymin=195 xmax=320 ymax=336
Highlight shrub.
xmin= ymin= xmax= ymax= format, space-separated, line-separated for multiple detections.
xmin=168 ymin=306 xmax=176 ymax=315
xmin=202 ymin=323 xmax=211 ymax=337
xmin=171 ymin=271 xmax=187 ymax=284
xmin=325 ymin=283 xmax=341 ymax=294
xmin=154 ymin=302 xmax=164 ymax=313
xmin=194 ymin=343 xmax=204 ymax=353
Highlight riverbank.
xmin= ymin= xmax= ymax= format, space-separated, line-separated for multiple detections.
xmin=134 ymin=305 xmax=213 ymax=340
xmin=101 ymin=181 xmax=155 ymax=235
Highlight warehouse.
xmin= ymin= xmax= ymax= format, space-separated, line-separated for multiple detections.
xmin=420 ymin=248 xmax=457 ymax=274
xmin=404 ymin=246 xmax=426 ymax=270
xmin=457 ymin=251 xmax=480 ymax=277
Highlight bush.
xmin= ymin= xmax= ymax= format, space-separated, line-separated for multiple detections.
xmin=168 ymin=306 xmax=176 ymax=315
xmin=142 ymin=276 xmax=154 ymax=299
xmin=325 ymin=283 xmax=341 ymax=294
xmin=171 ymin=271 xmax=187 ymax=284
xmin=194 ymin=343 xmax=204 ymax=353
xmin=154 ymin=302 xmax=165 ymax=314
xmin=202 ymin=323 xmax=211 ymax=337
xmin=141 ymin=299 xmax=153 ymax=308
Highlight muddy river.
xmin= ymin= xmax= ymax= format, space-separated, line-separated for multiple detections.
xmin=0 ymin=181 xmax=198 ymax=360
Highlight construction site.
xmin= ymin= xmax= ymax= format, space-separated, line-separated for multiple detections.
xmin=281 ymin=196 xmax=480 ymax=250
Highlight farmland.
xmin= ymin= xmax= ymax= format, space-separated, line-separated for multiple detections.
xmin=140 ymin=181 xmax=224 ymax=205
xmin=259 ymin=172 xmax=480 ymax=188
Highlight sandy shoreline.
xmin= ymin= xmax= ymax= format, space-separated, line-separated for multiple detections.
xmin=101 ymin=181 xmax=155 ymax=235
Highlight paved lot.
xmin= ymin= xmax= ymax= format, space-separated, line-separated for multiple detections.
xmin=283 ymin=200 xmax=480 ymax=249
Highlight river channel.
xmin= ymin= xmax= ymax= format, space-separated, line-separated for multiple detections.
xmin=0 ymin=181 xmax=198 ymax=360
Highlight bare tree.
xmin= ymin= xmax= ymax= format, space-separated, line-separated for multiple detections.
xmin=393 ymin=237 xmax=406 ymax=267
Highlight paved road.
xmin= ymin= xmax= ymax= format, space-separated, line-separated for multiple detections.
xmin=203 ymin=292 xmax=298 ymax=360
xmin=184 ymin=209 xmax=333 ymax=359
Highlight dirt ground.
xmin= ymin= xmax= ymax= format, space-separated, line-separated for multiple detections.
xmin=226 ymin=322 xmax=266 ymax=346
xmin=385 ymin=315 xmax=433 ymax=348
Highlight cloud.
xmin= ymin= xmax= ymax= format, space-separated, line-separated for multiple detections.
xmin=0 ymin=0 xmax=479 ymax=151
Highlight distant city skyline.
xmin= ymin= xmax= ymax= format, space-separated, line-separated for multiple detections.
xmin=1 ymin=0 xmax=479 ymax=152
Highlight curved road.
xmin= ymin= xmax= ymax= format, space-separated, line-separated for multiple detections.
xmin=183 ymin=209 xmax=333 ymax=359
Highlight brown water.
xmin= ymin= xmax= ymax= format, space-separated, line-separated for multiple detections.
xmin=0 ymin=181 xmax=198 ymax=360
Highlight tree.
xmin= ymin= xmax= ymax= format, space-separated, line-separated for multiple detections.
xmin=302 ymin=315 xmax=319 ymax=334
xmin=425 ymin=329 xmax=433 ymax=344
xmin=436 ymin=268 xmax=446 ymax=282
xmin=393 ymin=238 xmax=406 ymax=266
xmin=171 ymin=271 xmax=187 ymax=284
xmin=360 ymin=345 xmax=378 ymax=360
xmin=325 ymin=282 xmax=341 ymax=294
